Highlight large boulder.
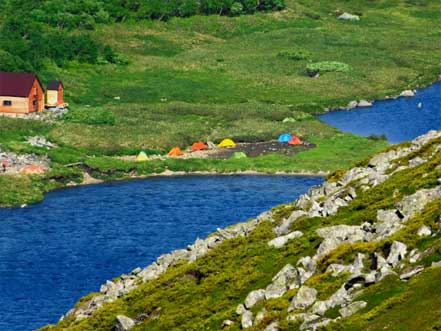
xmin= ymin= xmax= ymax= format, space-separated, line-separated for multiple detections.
xmin=241 ymin=310 xmax=253 ymax=328
xmin=268 ymin=231 xmax=303 ymax=248
xmin=115 ymin=315 xmax=135 ymax=331
xmin=396 ymin=187 xmax=441 ymax=221
xmin=265 ymin=264 xmax=301 ymax=299
xmin=375 ymin=209 xmax=403 ymax=239
xmin=386 ymin=241 xmax=407 ymax=267
xmin=288 ymin=286 xmax=318 ymax=311
xmin=358 ymin=100 xmax=372 ymax=107
xmin=400 ymin=266 xmax=424 ymax=280
xmin=417 ymin=225 xmax=432 ymax=237
xmin=274 ymin=211 xmax=307 ymax=236
xmin=316 ymin=225 xmax=369 ymax=257
xmin=338 ymin=12 xmax=360 ymax=21
xmin=400 ymin=90 xmax=415 ymax=97
xmin=339 ymin=301 xmax=367 ymax=318
xmin=244 ymin=289 xmax=266 ymax=309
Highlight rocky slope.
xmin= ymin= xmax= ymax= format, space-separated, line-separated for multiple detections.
xmin=41 ymin=130 xmax=441 ymax=331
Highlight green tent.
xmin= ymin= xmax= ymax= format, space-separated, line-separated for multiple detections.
xmin=231 ymin=152 xmax=247 ymax=159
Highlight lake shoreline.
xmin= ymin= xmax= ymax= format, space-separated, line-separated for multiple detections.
xmin=320 ymin=74 xmax=441 ymax=115
xmin=74 ymin=169 xmax=328 ymax=187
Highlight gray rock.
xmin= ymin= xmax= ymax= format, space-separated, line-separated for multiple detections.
xmin=375 ymin=209 xmax=403 ymax=239
xmin=296 ymin=194 xmax=312 ymax=211
xmin=115 ymin=315 xmax=135 ymax=331
xmin=377 ymin=265 xmax=396 ymax=281
xmin=244 ymin=289 xmax=266 ymax=309
xmin=265 ymin=321 xmax=279 ymax=331
xmin=268 ymin=231 xmax=303 ymax=248
xmin=347 ymin=100 xmax=358 ymax=109
xmin=338 ymin=12 xmax=360 ymax=21
xmin=222 ymin=319 xmax=234 ymax=327
xmin=364 ymin=271 xmax=377 ymax=285
xmin=241 ymin=310 xmax=253 ymax=328
xmin=348 ymin=186 xmax=357 ymax=199
xmin=396 ymin=187 xmax=441 ymax=221
xmin=339 ymin=301 xmax=367 ymax=318
xmin=288 ymin=286 xmax=318 ymax=311
xmin=417 ymin=225 xmax=432 ymax=237
xmin=400 ymin=266 xmax=424 ymax=280
xmin=352 ymin=253 xmax=365 ymax=273
xmin=297 ymin=256 xmax=316 ymax=273
xmin=254 ymin=308 xmax=266 ymax=324
xmin=311 ymin=301 xmax=328 ymax=316
xmin=409 ymin=249 xmax=421 ymax=263
xmin=274 ymin=210 xmax=307 ymax=235
xmin=387 ymin=241 xmax=407 ymax=267
xmin=265 ymin=264 xmax=300 ymax=299
xmin=400 ymin=90 xmax=415 ymax=97
xmin=316 ymin=225 xmax=368 ymax=257
xmin=432 ymin=261 xmax=441 ymax=267
xmin=358 ymin=100 xmax=372 ymax=107
xmin=326 ymin=263 xmax=352 ymax=276
xmin=236 ymin=304 xmax=246 ymax=315
xmin=131 ymin=267 xmax=142 ymax=275
xmin=328 ymin=287 xmax=351 ymax=307
xmin=408 ymin=157 xmax=426 ymax=167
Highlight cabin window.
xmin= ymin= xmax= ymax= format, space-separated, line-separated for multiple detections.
xmin=33 ymin=100 xmax=38 ymax=106
xmin=3 ymin=100 xmax=12 ymax=106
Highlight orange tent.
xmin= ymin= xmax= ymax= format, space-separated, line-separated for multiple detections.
xmin=191 ymin=141 xmax=208 ymax=151
xmin=20 ymin=164 xmax=45 ymax=175
xmin=168 ymin=147 xmax=184 ymax=157
xmin=288 ymin=136 xmax=303 ymax=145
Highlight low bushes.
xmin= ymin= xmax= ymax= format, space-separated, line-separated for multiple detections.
xmin=277 ymin=50 xmax=309 ymax=61
xmin=306 ymin=61 xmax=352 ymax=77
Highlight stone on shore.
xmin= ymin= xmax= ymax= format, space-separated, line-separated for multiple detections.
xmin=115 ymin=315 xmax=135 ymax=331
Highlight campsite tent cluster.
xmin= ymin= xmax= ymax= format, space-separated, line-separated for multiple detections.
xmin=136 ymin=138 xmax=237 ymax=161
xmin=277 ymin=133 xmax=303 ymax=145
xmin=135 ymin=135 xmax=302 ymax=161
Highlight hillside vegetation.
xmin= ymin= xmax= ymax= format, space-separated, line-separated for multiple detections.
xmin=1 ymin=0 xmax=441 ymax=206
xmin=39 ymin=131 xmax=441 ymax=331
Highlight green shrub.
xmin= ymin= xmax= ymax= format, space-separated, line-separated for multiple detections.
xmin=306 ymin=61 xmax=352 ymax=77
xmin=277 ymin=50 xmax=309 ymax=61
xmin=230 ymin=2 xmax=244 ymax=15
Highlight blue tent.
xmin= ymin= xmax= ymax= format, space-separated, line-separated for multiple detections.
xmin=278 ymin=133 xmax=292 ymax=143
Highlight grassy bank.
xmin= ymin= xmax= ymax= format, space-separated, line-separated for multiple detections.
xmin=2 ymin=0 xmax=441 ymax=206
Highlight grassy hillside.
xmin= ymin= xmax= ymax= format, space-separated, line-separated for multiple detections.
xmin=39 ymin=132 xmax=441 ymax=331
xmin=2 ymin=0 xmax=441 ymax=206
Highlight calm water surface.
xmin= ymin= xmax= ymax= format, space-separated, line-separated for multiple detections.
xmin=0 ymin=175 xmax=322 ymax=331
xmin=319 ymin=81 xmax=441 ymax=143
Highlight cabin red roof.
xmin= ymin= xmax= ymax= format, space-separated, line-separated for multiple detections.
xmin=0 ymin=72 xmax=42 ymax=97
xmin=47 ymin=80 xmax=63 ymax=90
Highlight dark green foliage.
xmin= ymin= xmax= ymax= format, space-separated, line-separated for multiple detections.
xmin=306 ymin=61 xmax=352 ymax=77
xmin=277 ymin=50 xmax=309 ymax=61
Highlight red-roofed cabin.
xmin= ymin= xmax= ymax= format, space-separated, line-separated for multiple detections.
xmin=0 ymin=72 xmax=45 ymax=114
xmin=46 ymin=80 xmax=64 ymax=107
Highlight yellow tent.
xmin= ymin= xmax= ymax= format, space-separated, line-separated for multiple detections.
xmin=218 ymin=138 xmax=236 ymax=148
xmin=136 ymin=151 xmax=148 ymax=162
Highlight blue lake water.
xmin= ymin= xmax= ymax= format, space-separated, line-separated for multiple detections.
xmin=319 ymin=81 xmax=441 ymax=143
xmin=0 ymin=175 xmax=322 ymax=331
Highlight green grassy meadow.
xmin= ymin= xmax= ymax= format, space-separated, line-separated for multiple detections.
xmin=2 ymin=0 xmax=441 ymax=206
